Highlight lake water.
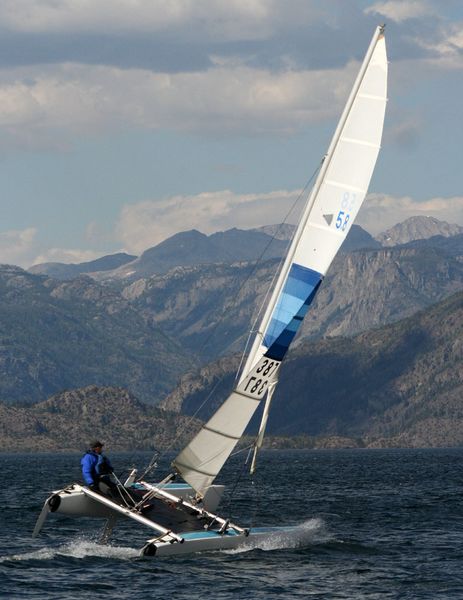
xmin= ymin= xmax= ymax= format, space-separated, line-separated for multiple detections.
xmin=1 ymin=448 xmax=463 ymax=599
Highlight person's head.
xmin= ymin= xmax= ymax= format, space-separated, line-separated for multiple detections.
xmin=90 ymin=440 xmax=104 ymax=454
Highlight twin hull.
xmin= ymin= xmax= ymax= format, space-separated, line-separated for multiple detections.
xmin=44 ymin=482 xmax=295 ymax=556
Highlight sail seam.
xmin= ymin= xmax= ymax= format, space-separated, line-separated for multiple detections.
xmin=234 ymin=390 xmax=264 ymax=403
xmin=203 ymin=425 xmax=241 ymax=441
xmin=358 ymin=92 xmax=386 ymax=101
xmin=325 ymin=179 xmax=367 ymax=194
xmin=304 ymin=221 xmax=346 ymax=236
xmin=173 ymin=461 xmax=216 ymax=478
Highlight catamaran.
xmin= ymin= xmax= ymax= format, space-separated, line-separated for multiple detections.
xmin=33 ymin=26 xmax=388 ymax=557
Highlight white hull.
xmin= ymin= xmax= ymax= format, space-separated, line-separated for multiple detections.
xmin=33 ymin=481 xmax=233 ymax=548
xmin=35 ymin=482 xmax=298 ymax=558
xmin=142 ymin=526 xmax=298 ymax=557
xmin=52 ymin=482 xmax=224 ymax=518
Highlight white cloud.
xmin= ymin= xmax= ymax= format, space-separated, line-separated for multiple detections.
xmin=386 ymin=117 xmax=421 ymax=149
xmin=357 ymin=193 xmax=463 ymax=234
xmin=0 ymin=227 xmax=37 ymax=267
xmin=115 ymin=188 xmax=303 ymax=253
xmin=0 ymin=0 xmax=307 ymax=41
xmin=0 ymin=61 xmax=357 ymax=148
xmin=365 ymin=1 xmax=434 ymax=23
xmin=5 ymin=192 xmax=463 ymax=268
xmin=0 ymin=226 xmax=107 ymax=267
xmin=31 ymin=247 xmax=103 ymax=267
xmin=116 ymin=189 xmax=463 ymax=254
xmin=411 ymin=22 xmax=463 ymax=68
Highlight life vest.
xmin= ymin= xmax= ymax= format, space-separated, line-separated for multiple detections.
xmin=96 ymin=455 xmax=113 ymax=476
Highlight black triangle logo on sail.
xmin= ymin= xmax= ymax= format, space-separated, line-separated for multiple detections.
xmin=323 ymin=213 xmax=333 ymax=225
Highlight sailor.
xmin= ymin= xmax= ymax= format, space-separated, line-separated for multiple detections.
xmin=81 ymin=440 xmax=119 ymax=499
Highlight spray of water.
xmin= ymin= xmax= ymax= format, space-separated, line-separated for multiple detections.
xmin=1 ymin=539 xmax=139 ymax=563
xmin=1 ymin=519 xmax=330 ymax=562
xmin=224 ymin=518 xmax=330 ymax=554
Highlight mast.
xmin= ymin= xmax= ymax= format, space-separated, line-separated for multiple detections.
xmin=248 ymin=24 xmax=386 ymax=469
xmin=242 ymin=24 xmax=386 ymax=381
xmin=172 ymin=26 xmax=388 ymax=497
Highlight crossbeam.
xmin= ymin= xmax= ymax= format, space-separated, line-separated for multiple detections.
xmin=139 ymin=481 xmax=248 ymax=536
xmin=81 ymin=486 xmax=183 ymax=544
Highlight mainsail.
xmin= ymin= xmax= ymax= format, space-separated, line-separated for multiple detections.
xmin=173 ymin=26 xmax=388 ymax=497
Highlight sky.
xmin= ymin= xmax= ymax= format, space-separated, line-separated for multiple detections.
xmin=0 ymin=0 xmax=462 ymax=267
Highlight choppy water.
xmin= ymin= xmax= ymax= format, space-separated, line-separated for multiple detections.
xmin=1 ymin=448 xmax=463 ymax=599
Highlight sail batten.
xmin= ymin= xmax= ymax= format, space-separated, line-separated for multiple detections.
xmin=172 ymin=26 xmax=388 ymax=497
xmin=325 ymin=180 xmax=367 ymax=193
xmin=340 ymin=136 xmax=381 ymax=148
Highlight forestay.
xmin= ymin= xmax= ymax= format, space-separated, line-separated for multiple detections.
xmin=172 ymin=26 xmax=388 ymax=498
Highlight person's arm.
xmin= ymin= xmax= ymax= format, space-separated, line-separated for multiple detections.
xmin=81 ymin=455 xmax=95 ymax=485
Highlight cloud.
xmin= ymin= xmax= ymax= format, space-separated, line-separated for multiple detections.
xmin=0 ymin=227 xmax=37 ymax=267
xmin=365 ymin=1 xmax=435 ymax=23
xmin=0 ymin=61 xmax=357 ymax=149
xmin=0 ymin=226 xmax=109 ymax=268
xmin=410 ymin=22 xmax=463 ymax=68
xmin=116 ymin=189 xmax=463 ymax=254
xmin=386 ymin=117 xmax=421 ymax=149
xmin=5 ymin=191 xmax=463 ymax=268
xmin=357 ymin=193 xmax=463 ymax=234
xmin=0 ymin=0 xmax=300 ymax=41
xmin=30 ymin=247 xmax=103 ymax=267
xmin=115 ymin=189 xmax=304 ymax=253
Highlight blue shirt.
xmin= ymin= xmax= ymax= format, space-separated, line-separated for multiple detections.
xmin=81 ymin=450 xmax=113 ymax=485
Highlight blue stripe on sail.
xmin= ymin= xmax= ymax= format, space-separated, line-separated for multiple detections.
xmin=263 ymin=263 xmax=322 ymax=361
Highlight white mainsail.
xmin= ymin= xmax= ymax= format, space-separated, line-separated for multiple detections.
xmin=173 ymin=26 xmax=388 ymax=497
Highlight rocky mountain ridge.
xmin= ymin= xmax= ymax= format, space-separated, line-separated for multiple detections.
xmin=0 ymin=265 xmax=194 ymax=405
xmin=0 ymin=385 xmax=200 ymax=452
xmin=161 ymin=290 xmax=463 ymax=448
xmin=28 ymin=216 xmax=458 ymax=283
xmin=375 ymin=215 xmax=463 ymax=247
xmin=3 ymin=219 xmax=463 ymax=406
xmin=29 ymin=252 xmax=136 ymax=280
xmin=28 ymin=224 xmax=379 ymax=283
xmin=125 ymin=244 xmax=463 ymax=361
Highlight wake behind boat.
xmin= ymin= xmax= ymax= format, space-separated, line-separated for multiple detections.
xmin=33 ymin=25 xmax=388 ymax=557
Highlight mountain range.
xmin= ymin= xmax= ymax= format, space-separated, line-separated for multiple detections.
xmin=0 ymin=265 xmax=194 ymax=405
xmin=28 ymin=215 xmax=453 ymax=282
xmin=161 ymin=289 xmax=463 ymax=448
xmin=0 ymin=385 xmax=200 ymax=451
xmin=375 ymin=216 xmax=463 ymax=247
xmin=121 ymin=240 xmax=463 ymax=361
xmin=0 ymin=215 xmax=462 ymax=448
xmin=29 ymin=252 xmax=136 ymax=281
xmin=28 ymin=223 xmax=380 ymax=283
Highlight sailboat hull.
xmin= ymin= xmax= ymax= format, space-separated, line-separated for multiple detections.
xmin=52 ymin=482 xmax=224 ymax=517
xmin=33 ymin=481 xmax=226 ymax=539
xmin=142 ymin=526 xmax=299 ymax=557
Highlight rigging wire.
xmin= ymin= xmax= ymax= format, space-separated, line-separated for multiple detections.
xmin=140 ymin=160 xmax=322 ymax=481
xmin=139 ymin=378 xmax=225 ymax=480
xmin=221 ymin=447 xmax=254 ymax=520
xmin=234 ymin=161 xmax=322 ymax=383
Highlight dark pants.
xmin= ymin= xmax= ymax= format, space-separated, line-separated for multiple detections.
xmin=97 ymin=475 xmax=120 ymax=499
